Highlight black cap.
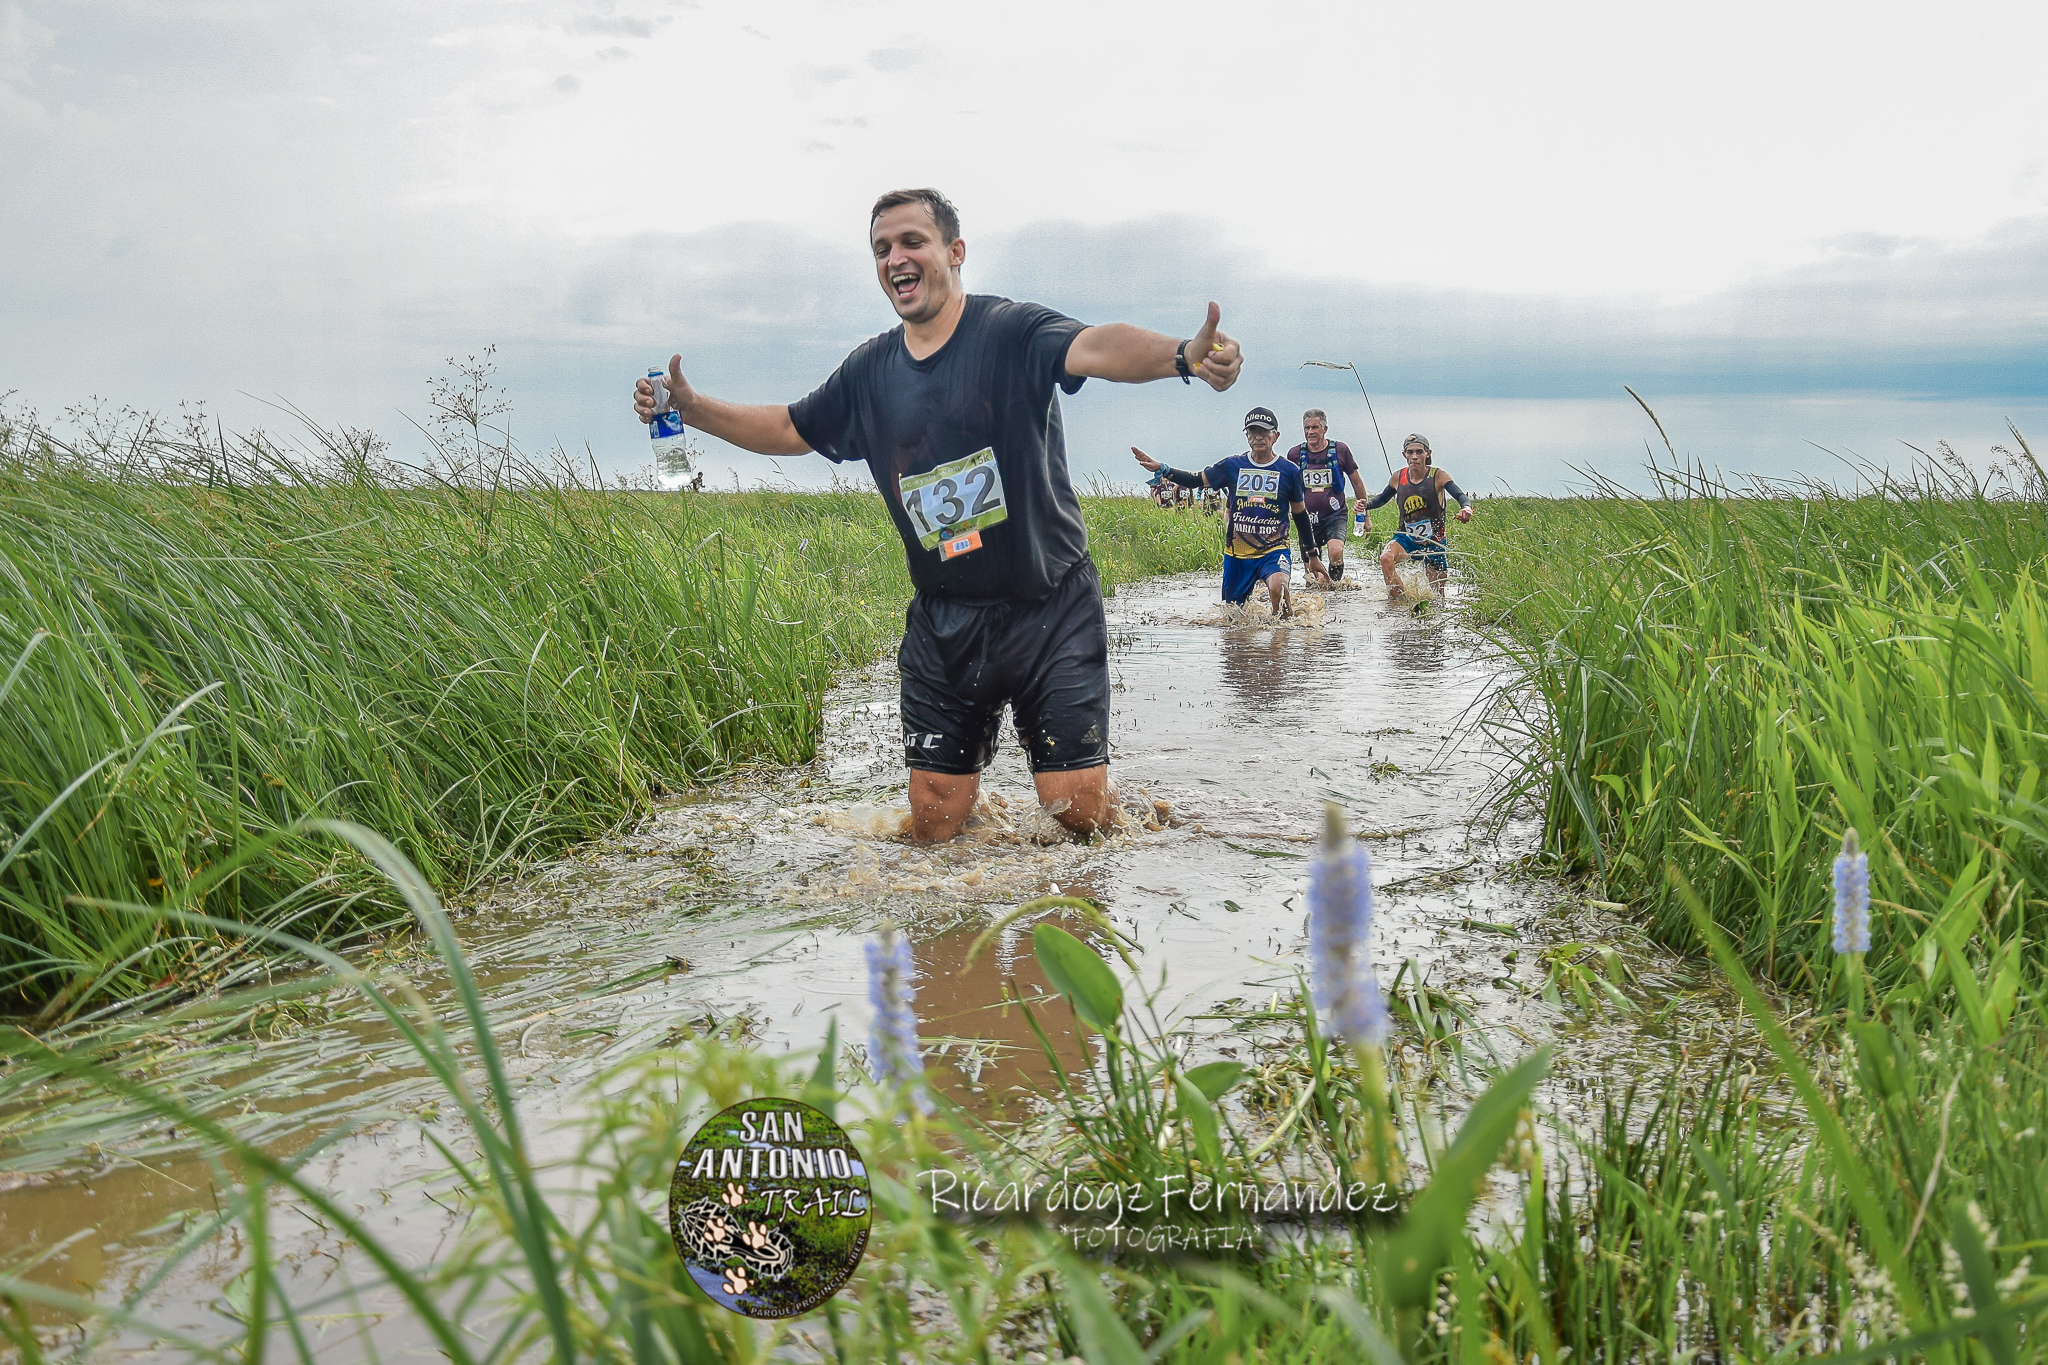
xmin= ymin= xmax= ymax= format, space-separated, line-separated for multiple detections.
xmin=1243 ymin=406 xmax=1279 ymax=432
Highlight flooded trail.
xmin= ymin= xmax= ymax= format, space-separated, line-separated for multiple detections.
xmin=0 ymin=569 xmax=1752 ymax=1353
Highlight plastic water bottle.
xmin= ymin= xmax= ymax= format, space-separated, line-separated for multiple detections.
xmin=647 ymin=369 xmax=689 ymax=477
xmin=1352 ymin=507 xmax=1367 ymax=540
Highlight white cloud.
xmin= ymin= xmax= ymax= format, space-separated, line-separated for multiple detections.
xmin=864 ymin=41 xmax=932 ymax=73
xmin=0 ymin=0 xmax=2041 ymax=491
xmin=0 ymin=1 xmax=55 ymax=76
xmin=568 ymin=14 xmax=664 ymax=38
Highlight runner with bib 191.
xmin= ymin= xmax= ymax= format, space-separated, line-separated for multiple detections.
xmin=1288 ymin=409 xmax=1368 ymax=582
xmin=632 ymin=188 xmax=1244 ymax=843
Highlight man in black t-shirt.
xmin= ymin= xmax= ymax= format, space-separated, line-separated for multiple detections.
xmin=632 ymin=188 xmax=1243 ymax=843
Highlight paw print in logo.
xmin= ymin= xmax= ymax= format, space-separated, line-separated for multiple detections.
xmin=721 ymin=1265 xmax=751 ymax=1297
xmin=703 ymin=1212 xmax=731 ymax=1247
xmin=737 ymin=1220 xmax=796 ymax=1279
xmin=722 ymin=1182 xmax=745 ymax=1208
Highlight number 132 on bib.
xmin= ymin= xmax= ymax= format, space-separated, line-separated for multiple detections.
xmin=899 ymin=448 xmax=1009 ymax=558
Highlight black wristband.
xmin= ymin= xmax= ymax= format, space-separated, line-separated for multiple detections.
xmin=1173 ymin=339 xmax=1193 ymax=384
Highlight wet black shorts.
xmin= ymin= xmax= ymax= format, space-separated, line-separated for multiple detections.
xmin=898 ymin=557 xmax=1111 ymax=776
xmin=1312 ymin=509 xmax=1349 ymax=543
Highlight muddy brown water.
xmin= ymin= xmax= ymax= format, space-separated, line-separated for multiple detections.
xmin=0 ymin=570 xmax=1753 ymax=1356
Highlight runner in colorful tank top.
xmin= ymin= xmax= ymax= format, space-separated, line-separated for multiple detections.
xmin=1130 ymin=406 xmax=1324 ymax=616
xmin=1287 ymin=409 xmax=1368 ymax=582
xmin=1359 ymin=433 xmax=1474 ymax=597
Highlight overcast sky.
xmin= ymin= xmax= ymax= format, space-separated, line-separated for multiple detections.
xmin=2 ymin=0 xmax=2043 ymax=491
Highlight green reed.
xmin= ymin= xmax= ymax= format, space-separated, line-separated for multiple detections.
xmin=0 ymin=411 xmax=1216 ymax=1019
xmin=1464 ymin=441 xmax=2048 ymax=1003
xmin=1463 ymin=876 xmax=2048 ymax=1364
xmin=1436 ymin=440 xmax=2048 ymax=1358
xmin=28 ymin=408 xmax=2048 ymax=1358
xmin=8 ymin=828 xmax=2048 ymax=1363
xmin=0 ymin=837 xmax=1543 ymax=1365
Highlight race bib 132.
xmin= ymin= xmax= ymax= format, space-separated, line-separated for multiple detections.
xmin=900 ymin=448 xmax=1008 ymax=550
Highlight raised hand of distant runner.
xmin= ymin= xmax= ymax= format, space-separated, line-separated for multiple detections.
xmin=633 ymin=355 xmax=697 ymax=425
xmin=1186 ymin=302 xmax=1241 ymax=391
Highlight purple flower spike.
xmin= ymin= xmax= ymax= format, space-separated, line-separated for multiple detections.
xmin=865 ymin=923 xmax=932 ymax=1112
xmin=1833 ymin=828 xmax=1870 ymax=955
xmin=1309 ymin=805 xmax=1388 ymax=1044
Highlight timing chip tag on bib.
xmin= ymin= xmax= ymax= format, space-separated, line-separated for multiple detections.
xmin=900 ymin=448 xmax=1008 ymax=555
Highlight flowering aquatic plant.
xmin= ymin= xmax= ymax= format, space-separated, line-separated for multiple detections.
xmin=1308 ymin=804 xmax=1388 ymax=1044
xmin=1833 ymin=827 xmax=1871 ymax=956
xmin=865 ymin=922 xmax=932 ymax=1113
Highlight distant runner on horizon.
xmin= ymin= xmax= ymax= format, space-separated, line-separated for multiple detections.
xmin=1288 ymin=409 xmax=1368 ymax=582
xmin=632 ymin=188 xmax=1243 ymax=843
xmin=1360 ymin=433 xmax=1474 ymax=597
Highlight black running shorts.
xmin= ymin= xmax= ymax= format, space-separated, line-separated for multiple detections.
xmin=1312 ymin=509 xmax=1349 ymax=544
xmin=898 ymin=557 xmax=1111 ymax=776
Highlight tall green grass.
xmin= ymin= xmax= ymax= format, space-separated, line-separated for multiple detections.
xmin=0 ymin=409 xmax=1217 ymax=1018
xmin=10 ymin=832 xmax=2045 ymax=1363
xmin=0 ymin=838 xmax=1553 ymax=1365
xmin=1466 ymin=438 xmax=2048 ymax=1002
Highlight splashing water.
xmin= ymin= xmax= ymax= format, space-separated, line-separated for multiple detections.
xmin=1190 ymin=593 xmax=1329 ymax=628
xmin=1393 ymin=561 xmax=1437 ymax=599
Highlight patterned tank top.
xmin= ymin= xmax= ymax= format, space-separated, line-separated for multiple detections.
xmin=1395 ymin=468 xmax=1447 ymax=542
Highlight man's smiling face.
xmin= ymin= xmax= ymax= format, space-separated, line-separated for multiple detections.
xmin=1247 ymin=428 xmax=1278 ymax=459
xmin=872 ymin=202 xmax=965 ymax=325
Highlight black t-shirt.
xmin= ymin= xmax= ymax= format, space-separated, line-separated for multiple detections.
xmin=787 ymin=294 xmax=1090 ymax=602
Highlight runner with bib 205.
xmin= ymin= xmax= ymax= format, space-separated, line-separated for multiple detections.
xmin=1360 ymin=433 xmax=1474 ymax=597
xmin=1129 ymin=406 xmax=1324 ymax=617
xmin=632 ymin=188 xmax=1243 ymax=843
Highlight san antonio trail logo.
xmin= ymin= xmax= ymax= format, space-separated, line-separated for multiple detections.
xmin=668 ymin=1098 xmax=872 ymax=1318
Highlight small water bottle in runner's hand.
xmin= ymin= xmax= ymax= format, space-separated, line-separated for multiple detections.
xmin=647 ymin=368 xmax=689 ymax=477
xmin=1352 ymin=506 xmax=1367 ymax=540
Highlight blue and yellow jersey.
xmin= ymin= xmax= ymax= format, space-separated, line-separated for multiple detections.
xmin=1201 ymin=453 xmax=1306 ymax=559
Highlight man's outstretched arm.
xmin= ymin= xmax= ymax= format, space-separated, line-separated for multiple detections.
xmin=1131 ymin=447 xmax=1212 ymax=487
xmin=632 ymin=354 xmax=812 ymax=456
xmin=1065 ymin=302 xmax=1242 ymax=391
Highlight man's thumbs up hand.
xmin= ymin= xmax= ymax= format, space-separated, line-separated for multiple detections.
xmin=1188 ymin=302 xmax=1241 ymax=391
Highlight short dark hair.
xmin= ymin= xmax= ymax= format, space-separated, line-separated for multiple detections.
xmin=870 ymin=188 xmax=960 ymax=243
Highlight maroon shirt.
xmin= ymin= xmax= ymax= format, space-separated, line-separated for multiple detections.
xmin=1288 ymin=440 xmax=1358 ymax=517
